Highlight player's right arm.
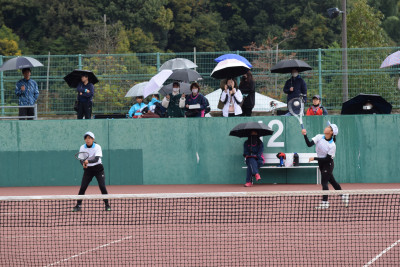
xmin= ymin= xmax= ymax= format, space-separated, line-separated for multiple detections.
xmin=302 ymin=129 xmax=315 ymax=147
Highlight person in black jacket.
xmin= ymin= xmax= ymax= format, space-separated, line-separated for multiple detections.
xmin=283 ymin=69 xmax=307 ymax=116
xmin=76 ymin=74 xmax=94 ymax=119
xmin=239 ymin=70 xmax=255 ymax=116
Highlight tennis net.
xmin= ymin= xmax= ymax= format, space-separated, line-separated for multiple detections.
xmin=0 ymin=190 xmax=399 ymax=266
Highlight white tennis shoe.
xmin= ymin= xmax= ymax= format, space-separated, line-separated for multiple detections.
xmin=342 ymin=194 xmax=349 ymax=207
xmin=315 ymin=201 xmax=329 ymax=209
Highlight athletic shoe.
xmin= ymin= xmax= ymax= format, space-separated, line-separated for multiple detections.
xmin=105 ymin=204 xmax=111 ymax=211
xmin=244 ymin=182 xmax=253 ymax=187
xmin=255 ymin=174 xmax=261 ymax=181
xmin=342 ymin=194 xmax=349 ymax=207
xmin=315 ymin=201 xmax=329 ymax=210
xmin=72 ymin=205 xmax=81 ymax=212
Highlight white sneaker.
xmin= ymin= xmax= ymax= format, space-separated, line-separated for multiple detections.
xmin=315 ymin=201 xmax=329 ymax=209
xmin=342 ymin=194 xmax=349 ymax=207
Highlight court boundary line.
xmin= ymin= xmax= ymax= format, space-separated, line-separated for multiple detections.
xmin=363 ymin=238 xmax=400 ymax=267
xmin=44 ymin=235 xmax=133 ymax=266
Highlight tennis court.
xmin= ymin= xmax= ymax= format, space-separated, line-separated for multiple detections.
xmin=1 ymin=184 xmax=399 ymax=266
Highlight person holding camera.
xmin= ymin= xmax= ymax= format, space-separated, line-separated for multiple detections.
xmin=220 ymin=78 xmax=243 ymax=117
xmin=239 ymin=70 xmax=255 ymax=116
xmin=179 ymin=82 xmax=206 ymax=117
xmin=162 ymin=82 xmax=185 ymax=118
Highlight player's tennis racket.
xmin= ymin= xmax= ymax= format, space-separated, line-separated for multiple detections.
xmin=288 ymin=94 xmax=305 ymax=129
xmin=74 ymin=152 xmax=89 ymax=161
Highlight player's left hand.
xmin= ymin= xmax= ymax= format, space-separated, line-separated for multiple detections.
xmin=309 ymin=157 xmax=314 ymax=162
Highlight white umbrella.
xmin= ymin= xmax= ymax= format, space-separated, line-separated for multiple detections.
xmin=380 ymin=51 xmax=400 ymax=68
xmin=159 ymin=58 xmax=197 ymax=71
xmin=210 ymin=59 xmax=250 ymax=79
xmin=0 ymin=56 xmax=44 ymax=71
xmin=125 ymin=82 xmax=149 ymax=97
xmin=143 ymin=70 xmax=173 ymax=98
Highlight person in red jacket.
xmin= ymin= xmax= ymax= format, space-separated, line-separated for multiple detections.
xmin=306 ymin=95 xmax=328 ymax=116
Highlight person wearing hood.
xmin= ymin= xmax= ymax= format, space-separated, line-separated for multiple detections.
xmin=306 ymin=95 xmax=328 ymax=116
xmin=243 ymin=131 xmax=264 ymax=187
xmin=162 ymin=82 xmax=185 ymax=118
xmin=128 ymin=96 xmax=147 ymax=118
xmin=283 ymin=69 xmax=307 ymax=115
xmin=302 ymin=122 xmax=349 ymax=209
xmin=179 ymin=82 xmax=207 ymax=117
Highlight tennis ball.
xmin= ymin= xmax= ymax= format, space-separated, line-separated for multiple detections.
xmin=293 ymin=101 xmax=300 ymax=107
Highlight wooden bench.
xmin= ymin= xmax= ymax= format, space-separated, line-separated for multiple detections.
xmin=243 ymin=153 xmax=320 ymax=184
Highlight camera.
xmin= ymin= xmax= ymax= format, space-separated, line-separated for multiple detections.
xmin=228 ymin=85 xmax=233 ymax=91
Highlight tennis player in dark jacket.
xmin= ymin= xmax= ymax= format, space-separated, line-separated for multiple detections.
xmin=302 ymin=122 xmax=348 ymax=209
xmin=73 ymin=131 xmax=110 ymax=212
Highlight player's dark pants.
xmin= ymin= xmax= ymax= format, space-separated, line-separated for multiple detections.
xmin=319 ymin=160 xmax=342 ymax=201
xmin=77 ymin=101 xmax=92 ymax=119
xmin=19 ymin=107 xmax=34 ymax=120
xmin=246 ymin=157 xmax=262 ymax=183
xmin=77 ymin=164 xmax=108 ymax=205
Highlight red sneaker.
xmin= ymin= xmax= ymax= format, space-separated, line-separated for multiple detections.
xmin=255 ymin=174 xmax=261 ymax=181
xmin=244 ymin=182 xmax=252 ymax=187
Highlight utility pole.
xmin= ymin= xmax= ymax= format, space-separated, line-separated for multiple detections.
xmin=341 ymin=0 xmax=348 ymax=102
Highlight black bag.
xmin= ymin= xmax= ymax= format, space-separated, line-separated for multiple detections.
xmin=185 ymin=109 xmax=200 ymax=117
xmin=74 ymin=100 xmax=79 ymax=112
xmin=154 ymin=102 xmax=167 ymax=118
xmin=204 ymin=97 xmax=211 ymax=114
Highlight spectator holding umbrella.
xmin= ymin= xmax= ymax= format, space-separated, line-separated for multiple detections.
xmin=283 ymin=68 xmax=307 ymax=115
xmin=162 ymin=82 xmax=185 ymax=118
xmin=239 ymin=70 xmax=255 ymax=116
xmin=15 ymin=68 xmax=39 ymax=120
xmin=220 ymin=78 xmax=243 ymax=117
xmin=243 ymin=131 xmax=264 ymax=187
xmin=76 ymin=74 xmax=94 ymax=119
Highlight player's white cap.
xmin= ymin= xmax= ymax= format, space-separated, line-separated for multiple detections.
xmin=84 ymin=131 xmax=95 ymax=139
xmin=327 ymin=121 xmax=338 ymax=135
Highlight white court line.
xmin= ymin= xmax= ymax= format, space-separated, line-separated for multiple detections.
xmin=44 ymin=235 xmax=133 ymax=267
xmin=363 ymin=239 xmax=400 ymax=267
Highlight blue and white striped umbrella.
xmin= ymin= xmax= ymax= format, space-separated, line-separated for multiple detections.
xmin=380 ymin=51 xmax=400 ymax=68
xmin=0 ymin=56 xmax=43 ymax=71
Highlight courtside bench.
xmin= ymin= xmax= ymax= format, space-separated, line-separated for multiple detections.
xmin=243 ymin=153 xmax=320 ymax=184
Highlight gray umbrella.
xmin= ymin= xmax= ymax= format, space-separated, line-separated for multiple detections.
xmin=159 ymin=58 xmax=197 ymax=71
xmin=270 ymin=59 xmax=312 ymax=74
xmin=169 ymin=69 xmax=202 ymax=82
xmin=0 ymin=56 xmax=44 ymax=71
xmin=159 ymin=82 xmax=191 ymax=96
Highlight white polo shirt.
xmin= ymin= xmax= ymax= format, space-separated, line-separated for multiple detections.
xmin=312 ymin=134 xmax=336 ymax=159
xmin=79 ymin=143 xmax=102 ymax=167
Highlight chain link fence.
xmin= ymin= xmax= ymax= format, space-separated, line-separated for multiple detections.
xmin=1 ymin=47 xmax=399 ymax=116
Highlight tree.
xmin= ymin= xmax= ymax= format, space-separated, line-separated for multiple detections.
xmin=0 ymin=25 xmax=21 ymax=55
xmin=347 ymin=0 xmax=392 ymax=47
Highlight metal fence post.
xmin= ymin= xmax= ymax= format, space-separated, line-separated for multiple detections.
xmin=156 ymin=52 xmax=160 ymax=72
xmin=78 ymin=54 xmax=83 ymax=69
xmin=318 ymin=48 xmax=323 ymax=100
xmin=0 ymin=55 xmax=4 ymax=115
xmin=34 ymin=104 xmax=38 ymax=120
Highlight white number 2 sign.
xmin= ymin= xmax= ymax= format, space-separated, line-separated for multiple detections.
xmin=266 ymin=120 xmax=285 ymax=147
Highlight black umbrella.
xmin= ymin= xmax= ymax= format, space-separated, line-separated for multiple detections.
xmin=64 ymin=69 xmax=99 ymax=88
xmin=270 ymin=59 xmax=312 ymax=74
xmin=169 ymin=69 xmax=202 ymax=82
xmin=341 ymin=94 xmax=392 ymax=115
xmin=229 ymin=122 xmax=274 ymax=138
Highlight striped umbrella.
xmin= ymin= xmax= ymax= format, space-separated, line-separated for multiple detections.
xmin=380 ymin=51 xmax=400 ymax=68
